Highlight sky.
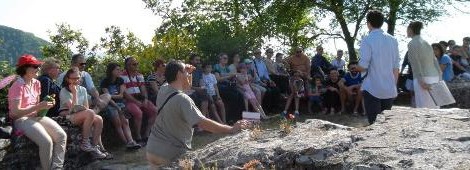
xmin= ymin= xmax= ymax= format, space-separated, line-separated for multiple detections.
xmin=1 ymin=0 xmax=469 ymax=58
xmin=0 ymin=0 xmax=162 ymax=44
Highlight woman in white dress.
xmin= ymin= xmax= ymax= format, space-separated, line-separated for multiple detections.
xmin=406 ymin=21 xmax=442 ymax=108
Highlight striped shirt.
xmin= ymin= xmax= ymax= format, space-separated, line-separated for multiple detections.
xmin=120 ymin=71 xmax=145 ymax=94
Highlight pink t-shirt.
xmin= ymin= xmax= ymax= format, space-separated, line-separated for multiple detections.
xmin=8 ymin=78 xmax=41 ymax=119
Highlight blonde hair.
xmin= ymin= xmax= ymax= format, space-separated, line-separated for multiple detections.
xmin=40 ymin=57 xmax=60 ymax=75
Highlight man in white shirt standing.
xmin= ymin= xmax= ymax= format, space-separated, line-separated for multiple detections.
xmin=331 ymin=50 xmax=346 ymax=76
xmin=352 ymin=10 xmax=400 ymax=125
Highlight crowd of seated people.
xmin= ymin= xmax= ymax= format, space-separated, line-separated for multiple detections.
xmin=6 ymin=37 xmax=470 ymax=167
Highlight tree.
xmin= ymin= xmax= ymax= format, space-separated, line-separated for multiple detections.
xmin=142 ymin=0 xmax=322 ymax=59
xmin=41 ymin=23 xmax=89 ymax=67
xmin=311 ymin=0 xmax=381 ymax=61
xmin=384 ymin=0 xmax=450 ymax=35
xmin=311 ymin=0 xmax=465 ymax=61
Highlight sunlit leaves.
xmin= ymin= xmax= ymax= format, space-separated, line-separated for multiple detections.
xmin=41 ymin=23 xmax=89 ymax=68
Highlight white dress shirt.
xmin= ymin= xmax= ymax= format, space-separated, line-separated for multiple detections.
xmin=359 ymin=29 xmax=400 ymax=99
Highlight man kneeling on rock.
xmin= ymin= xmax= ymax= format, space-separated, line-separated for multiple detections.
xmin=146 ymin=60 xmax=250 ymax=168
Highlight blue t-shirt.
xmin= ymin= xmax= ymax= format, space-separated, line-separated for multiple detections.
xmin=100 ymin=78 xmax=124 ymax=103
xmin=439 ymin=54 xmax=454 ymax=82
xmin=343 ymin=72 xmax=362 ymax=86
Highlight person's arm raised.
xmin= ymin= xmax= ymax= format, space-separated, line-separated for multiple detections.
xmin=198 ymin=118 xmax=249 ymax=134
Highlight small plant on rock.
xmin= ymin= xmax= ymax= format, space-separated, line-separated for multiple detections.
xmin=178 ymin=158 xmax=192 ymax=170
xmin=249 ymin=124 xmax=263 ymax=140
xmin=243 ymin=159 xmax=263 ymax=170
xmin=280 ymin=114 xmax=296 ymax=135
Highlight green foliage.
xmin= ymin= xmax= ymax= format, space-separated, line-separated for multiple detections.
xmin=99 ymin=25 xmax=156 ymax=74
xmin=0 ymin=60 xmax=14 ymax=76
xmin=310 ymin=0 xmax=459 ymax=61
xmin=41 ymin=23 xmax=90 ymax=68
xmin=0 ymin=61 xmax=14 ymax=117
xmin=195 ymin=20 xmax=258 ymax=62
xmin=142 ymin=0 xmax=321 ymax=61
xmin=265 ymin=0 xmax=319 ymax=49
xmin=0 ymin=25 xmax=50 ymax=65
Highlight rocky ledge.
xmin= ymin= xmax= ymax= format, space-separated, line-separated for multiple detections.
xmin=181 ymin=106 xmax=470 ymax=169
xmin=447 ymin=81 xmax=470 ymax=109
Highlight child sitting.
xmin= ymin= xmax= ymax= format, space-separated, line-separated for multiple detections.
xmin=281 ymin=70 xmax=305 ymax=117
xmin=236 ymin=63 xmax=267 ymax=119
xmin=201 ymin=63 xmax=227 ymax=124
xmin=308 ymin=76 xmax=326 ymax=114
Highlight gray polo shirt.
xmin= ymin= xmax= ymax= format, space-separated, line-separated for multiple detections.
xmin=147 ymin=84 xmax=205 ymax=161
xmin=359 ymin=29 xmax=400 ymax=99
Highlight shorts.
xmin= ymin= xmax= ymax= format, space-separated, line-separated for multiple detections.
xmin=309 ymin=96 xmax=322 ymax=103
xmin=103 ymin=103 xmax=125 ymax=119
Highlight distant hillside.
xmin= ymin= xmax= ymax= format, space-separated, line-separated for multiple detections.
xmin=0 ymin=25 xmax=50 ymax=65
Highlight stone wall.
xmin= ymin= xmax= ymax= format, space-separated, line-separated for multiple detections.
xmin=179 ymin=107 xmax=470 ymax=169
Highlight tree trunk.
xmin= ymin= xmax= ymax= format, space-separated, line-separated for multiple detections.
xmin=387 ymin=0 xmax=401 ymax=35
xmin=344 ymin=36 xmax=357 ymax=61
xmin=336 ymin=13 xmax=358 ymax=61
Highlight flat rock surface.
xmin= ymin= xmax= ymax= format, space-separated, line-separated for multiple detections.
xmin=185 ymin=106 xmax=470 ymax=169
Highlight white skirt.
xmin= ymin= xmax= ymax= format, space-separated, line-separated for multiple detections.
xmin=413 ymin=76 xmax=440 ymax=109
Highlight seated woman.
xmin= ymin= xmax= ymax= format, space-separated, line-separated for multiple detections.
xmin=101 ymin=63 xmax=141 ymax=150
xmin=122 ymin=57 xmax=157 ymax=145
xmin=432 ymin=43 xmax=454 ymax=82
xmin=8 ymin=54 xmax=67 ymax=169
xmin=214 ymin=53 xmax=244 ymax=122
xmin=147 ymin=59 xmax=167 ymax=105
xmin=59 ymin=68 xmax=110 ymax=159
xmin=37 ymin=58 xmax=62 ymax=117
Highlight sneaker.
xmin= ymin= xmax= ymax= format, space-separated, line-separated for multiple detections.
xmin=126 ymin=141 xmax=141 ymax=150
xmin=294 ymin=111 xmax=300 ymax=116
xmin=91 ymin=146 xmax=107 ymax=159
xmin=96 ymin=145 xmax=113 ymax=160
xmin=79 ymin=139 xmax=94 ymax=152
xmin=280 ymin=111 xmax=287 ymax=118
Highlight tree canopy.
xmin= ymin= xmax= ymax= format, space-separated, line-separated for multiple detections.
xmin=142 ymin=0 xmax=469 ymax=62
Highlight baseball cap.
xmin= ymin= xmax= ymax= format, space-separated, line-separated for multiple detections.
xmin=17 ymin=54 xmax=43 ymax=67
xmin=244 ymin=59 xmax=253 ymax=64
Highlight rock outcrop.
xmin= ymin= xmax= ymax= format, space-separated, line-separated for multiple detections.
xmin=447 ymin=82 xmax=470 ymax=109
xmin=182 ymin=107 xmax=470 ymax=169
xmin=0 ymin=117 xmax=95 ymax=169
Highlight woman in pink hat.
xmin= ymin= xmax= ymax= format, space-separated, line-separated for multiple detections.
xmin=8 ymin=54 xmax=67 ymax=169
